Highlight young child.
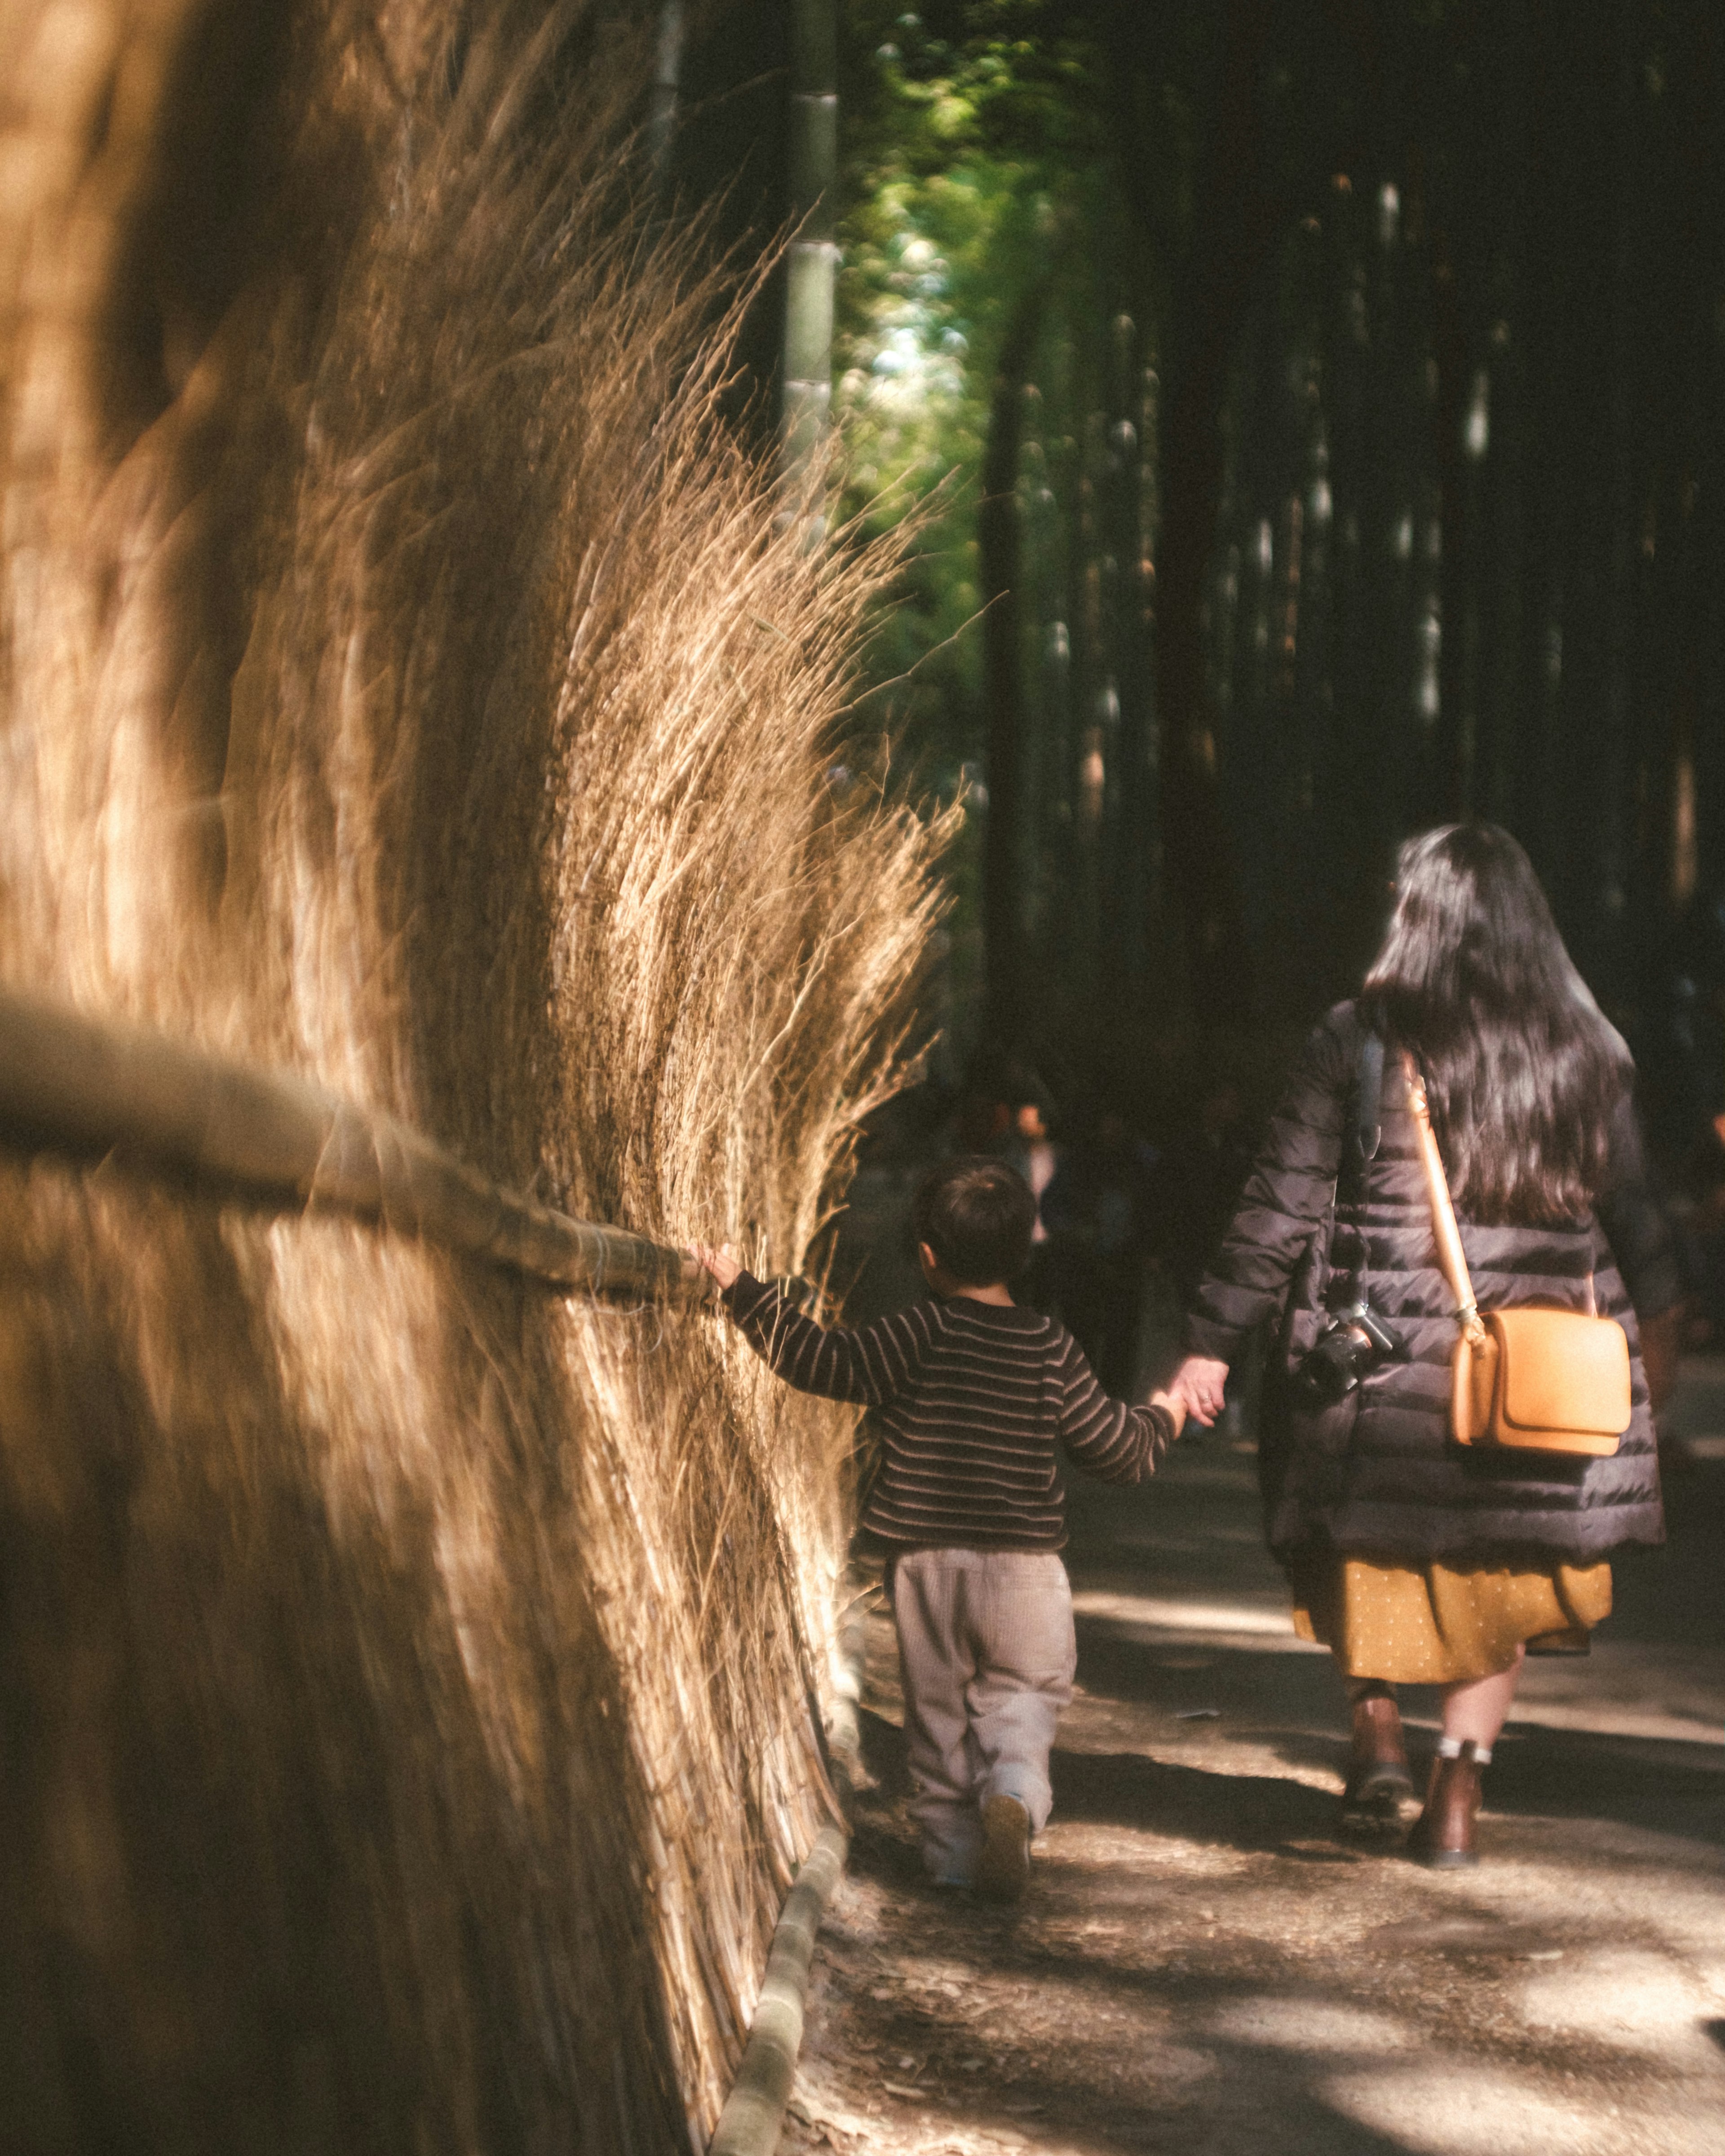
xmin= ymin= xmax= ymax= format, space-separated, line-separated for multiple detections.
xmin=691 ymin=1154 xmax=1182 ymax=1900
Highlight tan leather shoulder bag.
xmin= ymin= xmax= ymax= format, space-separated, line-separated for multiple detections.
xmin=1403 ymin=1057 xmax=1630 ymax=1458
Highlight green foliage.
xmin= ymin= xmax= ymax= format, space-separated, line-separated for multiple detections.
xmin=833 ymin=6 xmax=1164 ymax=1041
xmin=827 ymin=0 xmax=1725 ymax=1060
xmin=835 ymin=4 xmax=1110 ymax=771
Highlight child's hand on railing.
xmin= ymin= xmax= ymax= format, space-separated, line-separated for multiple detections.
xmin=689 ymin=1242 xmax=742 ymax=1290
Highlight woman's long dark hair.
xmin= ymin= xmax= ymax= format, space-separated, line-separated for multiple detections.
xmin=1363 ymin=823 xmax=1632 ymax=1224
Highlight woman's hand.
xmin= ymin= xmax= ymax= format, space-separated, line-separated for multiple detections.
xmin=690 ymin=1241 xmax=742 ymax=1291
xmin=1168 ymin=1353 xmax=1230 ymax=1427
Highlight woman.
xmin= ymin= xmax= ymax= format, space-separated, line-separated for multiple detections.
xmin=1170 ymin=825 xmax=1682 ymax=1866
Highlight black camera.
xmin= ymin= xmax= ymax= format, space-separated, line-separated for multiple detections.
xmin=1295 ymin=1300 xmax=1407 ymax=1405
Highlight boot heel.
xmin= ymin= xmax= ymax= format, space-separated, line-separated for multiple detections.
xmin=1339 ymin=1693 xmax=1415 ymax=1835
xmin=1407 ymin=1741 xmax=1484 ymax=1868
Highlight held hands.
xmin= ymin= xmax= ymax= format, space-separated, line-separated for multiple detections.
xmin=1167 ymin=1353 xmax=1230 ymax=1427
xmin=1147 ymin=1386 xmax=1188 ymax=1440
xmin=689 ymin=1241 xmax=743 ymax=1291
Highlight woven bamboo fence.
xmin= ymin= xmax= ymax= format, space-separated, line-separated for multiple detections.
xmin=0 ymin=3 xmax=942 ymax=2149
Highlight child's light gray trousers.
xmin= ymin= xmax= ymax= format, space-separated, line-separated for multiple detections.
xmin=890 ymin=1546 xmax=1077 ymax=1885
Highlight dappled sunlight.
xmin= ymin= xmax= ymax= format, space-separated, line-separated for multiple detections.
xmin=1518 ymin=1948 xmax=1722 ymax=2059
xmin=1205 ymin=1996 xmax=1417 ymax=2053
xmin=1326 ymin=2059 xmax=1722 ymax=2156
xmin=785 ymin=1431 xmax=1725 ymax=2156
xmin=1072 ymin=1587 xmax=1317 ymax=1644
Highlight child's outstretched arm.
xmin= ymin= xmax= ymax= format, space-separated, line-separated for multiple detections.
xmin=690 ymin=1243 xmax=923 ymax=1407
xmin=1057 ymin=1339 xmax=1183 ymax=1484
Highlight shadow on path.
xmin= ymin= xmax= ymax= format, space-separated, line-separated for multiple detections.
xmin=793 ymin=1366 xmax=1725 ymax=2155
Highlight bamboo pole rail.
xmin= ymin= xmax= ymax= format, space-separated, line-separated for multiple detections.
xmin=707 ymin=1823 xmax=847 ymax=2156
xmin=0 ymin=988 xmax=705 ymax=1299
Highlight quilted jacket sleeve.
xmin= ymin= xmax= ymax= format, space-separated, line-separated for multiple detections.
xmin=1183 ymin=1008 xmax=1353 ymax=1365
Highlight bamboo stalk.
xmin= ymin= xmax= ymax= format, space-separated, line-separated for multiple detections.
xmin=0 ymin=988 xmax=704 ymax=1300
xmin=781 ymin=0 xmax=838 ymax=524
xmin=648 ymin=0 xmax=684 ymax=182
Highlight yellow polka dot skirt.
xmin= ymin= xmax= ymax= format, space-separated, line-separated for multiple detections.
xmin=1287 ymin=1551 xmax=1613 ymax=1683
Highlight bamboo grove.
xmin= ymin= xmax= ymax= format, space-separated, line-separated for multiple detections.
xmin=828 ymin=0 xmax=1725 ymax=1090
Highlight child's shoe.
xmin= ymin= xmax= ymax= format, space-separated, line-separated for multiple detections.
xmin=975 ymin=1794 xmax=1031 ymax=1901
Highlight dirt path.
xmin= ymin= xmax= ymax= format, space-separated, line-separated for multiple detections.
xmin=782 ymin=1379 xmax=1725 ymax=2156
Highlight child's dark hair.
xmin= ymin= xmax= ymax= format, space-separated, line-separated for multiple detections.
xmin=911 ymin=1155 xmax=1036 ymax=1286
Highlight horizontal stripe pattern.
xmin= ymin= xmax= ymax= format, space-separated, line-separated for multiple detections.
xmin=724 ymin=1272 xmax=1172 ymax=1550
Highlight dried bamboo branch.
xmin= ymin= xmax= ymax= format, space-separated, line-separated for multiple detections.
xmin=0 ymin=987 xmax=703 ymax=1299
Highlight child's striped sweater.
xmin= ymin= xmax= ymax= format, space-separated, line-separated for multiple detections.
xmin=722 ymin=1273 xmax=1173 ymax=1551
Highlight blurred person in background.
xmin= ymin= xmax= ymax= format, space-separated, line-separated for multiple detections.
xmin=1006 ymin=1091 xmax=1066 ymax=1313
xmin=952 ymin=1083 xmax=1012 ymax=1155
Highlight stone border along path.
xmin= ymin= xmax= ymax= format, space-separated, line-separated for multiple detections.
xmin=777 ymin=1384 xmax=1725 ymax=2156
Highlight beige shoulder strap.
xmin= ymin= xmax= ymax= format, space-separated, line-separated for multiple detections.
xmin=1402 ymin=1054 xmax=1487 ymax=1346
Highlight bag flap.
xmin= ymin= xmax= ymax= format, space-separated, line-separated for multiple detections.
xmin=1486 ymin=1308 xmax=1632 ymax=1437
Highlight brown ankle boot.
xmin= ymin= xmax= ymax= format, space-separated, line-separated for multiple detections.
xmin=1340 ymin=1692 xmax=1415 ymax=1832
xmin=1407 ymin=1743 xmax=1484 ymax=1868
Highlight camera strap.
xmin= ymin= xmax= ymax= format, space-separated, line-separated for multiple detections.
xmin=1325 ymin=1025 xmax=1383 ymax=1314
xmin=1356 ymin=1031 xmax=1384 ymax=1164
